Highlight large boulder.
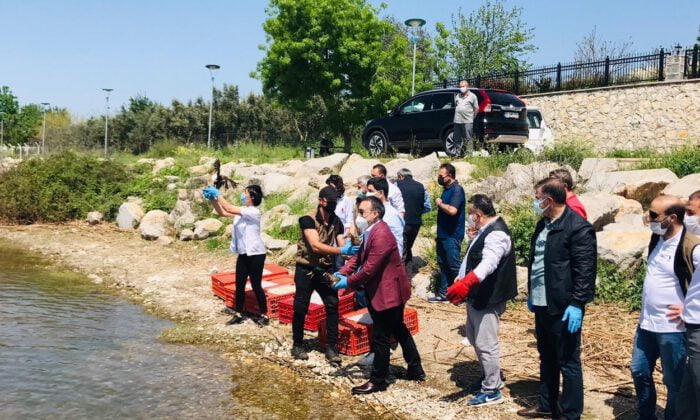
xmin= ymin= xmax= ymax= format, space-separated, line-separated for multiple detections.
xmin=0 ymin=157 xmax=21 ymax=174
xmin=152 ymin=157 xmax=176 ymax=174
xmin=261 ymin=233 xmax=290 ymax=251
xmin=139 ymin=210 xmax=173 ymax=240
xmin=261 ymin=204 xmax=291 ymax=230
xmin=386 ymin=153 xmax=441 ymax=185
xmin=179 ymin=228 xmax=195 ymax=241
xmin=586 ymin=169 xmax=679 ymax=205
xmin=279 ymin=215 xmax=298 ymax=233
xmin=597 ymin=229 xmax=651 ymax=270
xmin=193 ymin=218 xmax=223 ymax=240
xmin=169 ymin=200 xmax=196 ymax=232
xmin=452 ymin=161 xmax=476 ymax=185
xmin=578 ymin=192 xmax=643 ymax=231
xmin=578 ymin=158 xmax=619 ymax=183
xmin=276 ymin=244 xmax=299 ymax=265
xmin=298 ymin=153 xmax=350 ymax=177
xmin=86 ymin=211 xmax=103 ymax=225
xmin=410 ymin=273 xmax=433 ymax=300
xmin=476 ymin=162 xmax=577 ymax=205
xmin=249 ymin=173 xmax=296 ymax=195
xmin=288 ymin=186 xmax=319 ymax=206
xmin=339 ymin=154 xmax=380 ymax=186
xmin=116 ymin=202 xmax=145 ymax=230
xmin=189 ymin=165 xmax=209 ymax=176
xmin=662 ymin=173 xmax=700 ymax=199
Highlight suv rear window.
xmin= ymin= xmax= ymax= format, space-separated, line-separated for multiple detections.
xmin=485 ymin=91 xmax=525 ymax=107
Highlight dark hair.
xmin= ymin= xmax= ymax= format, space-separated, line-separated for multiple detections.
xmin=372 ymin=164 xmax=387 ymax=176
xmin=246 ymin=184 xmax=263 ymax=207
xmin=549 ymin=168 xmax=575 ymax=190
xmin=535 ymin=177 xmax=566 ymax=205
xmin=690 ymin=190 xmax=700 ymax=201
xmin=367 ymin=176 xmax=389 ymax=198
xmin=468 ymin=194 xmax=496 ymax=217
xmin=325 ymin=174 xmax=345 ymax=195
xmin=439 ymin=163 xmax=456 ymax=179
xmin=362 ymin=196 xmax=385 ymax=218
xmin=665 ymin=203 xmax=686 ymax=223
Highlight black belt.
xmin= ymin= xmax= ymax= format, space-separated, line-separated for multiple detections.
xmin=686 ymin=323 xmax=700 ymax=329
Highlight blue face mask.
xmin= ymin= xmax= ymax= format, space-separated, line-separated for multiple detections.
xmin=357 ymin=190 xmax=365 ymax=199
xmin=240 ymin=193 xmax=247 ymax=206
xmin=533 ymin=197 xmax=548 ymax=216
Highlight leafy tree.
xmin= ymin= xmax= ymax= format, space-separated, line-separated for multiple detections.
xmin=0 ymin=86 xmax=42 ymax=145
xmin=434 ymin=0 xmax=536 ymax=80
xmin=574 ymin=26 xmax=633 ymax=62
xmin=255 ymin=0 xmax=394 ymax=150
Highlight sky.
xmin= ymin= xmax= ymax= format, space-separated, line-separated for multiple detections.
xmin=1 ymin=0 xmax=698 ymax=119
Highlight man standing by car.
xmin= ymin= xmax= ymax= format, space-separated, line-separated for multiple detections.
xmin=454 ymin=80 xmax=479 ymax=155
xmin=371 ymin=164 xmax=405 ymax=217
xmin=518 ymin=177 xmax=596 ymax=420
xmin=430 ymin=163 xmax=466 ymax=303
xmin=396 ymin=168 xmax=430 ymax=265
xmin=630 ymin=194 xmax=699 ymax=420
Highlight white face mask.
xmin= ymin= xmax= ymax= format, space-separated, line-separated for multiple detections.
xmin=467 ymin=213 xmax=477 ymax=229
xmin=355 ymin=215 xmax=369 ymax=233
xmin=685 ymin=215 xmax=700 ymax=235
xmin=650 ymin=221 xmax=668 ymax=236
xmin=366 ymin=191 xmax=377 ymax=198
xmin=459 ymin=87 xmax=467 ymax=94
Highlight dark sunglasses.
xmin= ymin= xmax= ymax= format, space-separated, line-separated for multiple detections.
xmin=648 ymin=210 xmax=660 ymax=220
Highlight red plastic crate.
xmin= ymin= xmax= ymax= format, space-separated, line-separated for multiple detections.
xmin=211 ymin=264 xmax=290 ymax=294
xmin=216 ymin=279 xmax=288 ymax=308
xmin=277 ymin=290 xmax=355 ymax=331
xmin=244 ymin=283 xmax=296 ymax=318
xmin=318 ymin=307 xmax=420 ymax=355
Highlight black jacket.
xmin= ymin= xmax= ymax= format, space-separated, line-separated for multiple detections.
xmin=527 ymin=206 xmax=597 ymax=315
xmin=465 ymin=217 xmax=518 ymax=310
xmin=396 ymin=177 xmax=426 ymax=226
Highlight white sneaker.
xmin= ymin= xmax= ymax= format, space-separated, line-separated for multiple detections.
xmin=461 ymin=337 xmax=472 ymax=347
xmin=358 ymin=352 xmax=375 ymax=366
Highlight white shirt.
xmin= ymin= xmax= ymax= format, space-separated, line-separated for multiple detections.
xmin=230 ymin=206 xmax=266 ymax=256
xmin=383 ymin=202 xmax=405 ymax=256
xmin=639 ymin=232 xmax=700 ymax=333
xmin=335 ymin=195 xmax=355 ymax=231
xmin=681 ymin=246 xmax=700 ymax=325
xmin=458 ymin=218 xmax=512 ymax=281
xmin=388 ymin=182 xmax=405 ymax=215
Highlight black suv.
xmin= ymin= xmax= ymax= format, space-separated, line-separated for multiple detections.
xmin=362 ymin=88 xmax=528 ymax=157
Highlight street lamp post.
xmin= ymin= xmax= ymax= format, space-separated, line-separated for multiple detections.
xmin=40 ymin=102 xmax=50 ymax=154
xmin=404 ymin=18 xmax=426 ymax=97
xmin=102 ymin=88 xmax=113 ymax=155
xmin=0 ymin=111 xmax=4 ymax=146
xmin=205 ymin=64 xmax=220 ymax=149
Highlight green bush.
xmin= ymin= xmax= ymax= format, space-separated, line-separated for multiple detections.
xmin=467 ymin=147 xmax=537 ymax=179
xmin=604 ymin=148 xmax=656 ymax=159
xmin=541 ymin=141 xmax=593 ymax=170
xmin=501 ymin=201 xmax=539 ymax=266
xmin=637 ymin=144 xmax=700 ymax=177
xmin=595 ymin=259 xmax=645 ymax=310
xmin=0 ymin=152 xmax=134 ymax=224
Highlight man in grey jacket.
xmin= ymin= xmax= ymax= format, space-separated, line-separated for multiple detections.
xmin=454 ymin=80 xmax=479 ymax=155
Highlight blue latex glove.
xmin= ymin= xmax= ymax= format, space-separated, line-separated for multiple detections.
xmin=202 ymin=185 xmax=220 ymax=201
xmin=562 ymin=305 xmax=583 ymax=333
xmin=332 ymin=273 xmax=348 ymax=290
xmin=527 ymin=295 xmax=534 ymax=313
xmin=339 ymin=242 xmax=360 ymax=256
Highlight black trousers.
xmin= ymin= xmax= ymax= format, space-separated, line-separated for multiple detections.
xmin=403 ymin=223 xmax=421 ymax=264
xmin=235 ymin=253 xmax=267 ymax=314
xmin=293 ymin=264 xmax=339 ymax=348
xmin=368 ymin=304 xmax=423 ymax=385
xmin=535 ymin=310 xmax=583 ymax=420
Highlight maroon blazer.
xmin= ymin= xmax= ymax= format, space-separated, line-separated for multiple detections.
xmin=339 ymin=220 xmax=411 ymax=311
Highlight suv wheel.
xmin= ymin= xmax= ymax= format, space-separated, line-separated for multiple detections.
xmin=366 ymin=131 xmax=387 ymax=157
xmin=443 ymin=129 xmax=463 ymax=158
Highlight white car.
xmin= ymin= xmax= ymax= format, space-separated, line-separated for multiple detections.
xmin=524 ymin=106 xmax=554 ymax=154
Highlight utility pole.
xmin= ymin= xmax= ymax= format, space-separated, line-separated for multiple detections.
xmin=102 ymin=88 xmax=113 ymax=155
xmin=205 ymin=64 xmax=220 ymax=149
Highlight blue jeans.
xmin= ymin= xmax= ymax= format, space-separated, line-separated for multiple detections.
xmin=630 ymin=327 xmax=686 ymax=420
xmin=436 ymin=237 xmax=462 ymax=297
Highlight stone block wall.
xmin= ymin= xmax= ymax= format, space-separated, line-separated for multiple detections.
xmin=522 ymin=79 xmax=700 ymax=152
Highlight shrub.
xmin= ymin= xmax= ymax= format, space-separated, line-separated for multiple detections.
xmin=541 ymin=141 xmax=593 ymax=170
xmin=501 ymin=201 xmax=539 ymax=266
xmin=595 ymin=259 xmax=645 ymax=310
xmin=637 ymin=144 xmax=700 ymax=177
xmin=468 ymin=147 xmax=536 ymax=179
xmin=605 ymin=148 xmax=655 ymax=159
xmin=0 ymin=152 xmax=133 ymax=224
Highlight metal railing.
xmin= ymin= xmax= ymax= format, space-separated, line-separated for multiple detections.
xmin=435 ymin=46 xmax=700 ymax=94
xmin=0 ymin=143 xmax=42 ymax=159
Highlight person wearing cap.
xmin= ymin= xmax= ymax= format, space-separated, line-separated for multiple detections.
xmin=292 ymin=186 xmax=360 ymax=365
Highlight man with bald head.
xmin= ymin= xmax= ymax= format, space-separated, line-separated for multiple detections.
xmin=631 ymin=194 xmax=700 ymax=420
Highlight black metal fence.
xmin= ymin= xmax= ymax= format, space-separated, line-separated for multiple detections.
xmin=435 ymin=45 xmax=700 ymax=95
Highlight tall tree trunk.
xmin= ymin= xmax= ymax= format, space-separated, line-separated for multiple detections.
xmin=341 ymin=130 xmax=352 ymax=154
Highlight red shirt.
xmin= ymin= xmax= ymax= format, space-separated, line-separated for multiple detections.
xmin=567 ymin=194 xmax=588 ymax=220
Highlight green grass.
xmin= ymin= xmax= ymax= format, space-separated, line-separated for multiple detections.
xmin=205 ymin=237 xmax=229 ymax=251
xmin=466 ymin=147 xmax=537 ymax=179
xmin=267 ymin=221 xmax=301 ymax=243
xmin=261 ymin=192 xmax=291 ymax=212
xmin=604 ymin=148 xmax=656 ymax=159
xmin=541 ymin=140 xmax=593 ymax=170
xmin=501 ymin=201 xmax=539 ymax=266
xmin=595 ymin=259 xmax=645 ymax=311
xmin=636 ymin=144 xmax=700 ymax=177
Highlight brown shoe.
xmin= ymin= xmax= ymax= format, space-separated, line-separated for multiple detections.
xmin=517 ymin=405 xmax=560 ymax=419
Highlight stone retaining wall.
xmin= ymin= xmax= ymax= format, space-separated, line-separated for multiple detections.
xmin=522 ymin=79 xmax=700 ymax=152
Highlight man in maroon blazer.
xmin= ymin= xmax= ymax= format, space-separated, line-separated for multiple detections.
xmin=334 ymin=196 xmax=425 ymax=395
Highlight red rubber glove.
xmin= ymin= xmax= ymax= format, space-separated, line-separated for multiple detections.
xmin=446 ymin=272 xmax=480 ymax=305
